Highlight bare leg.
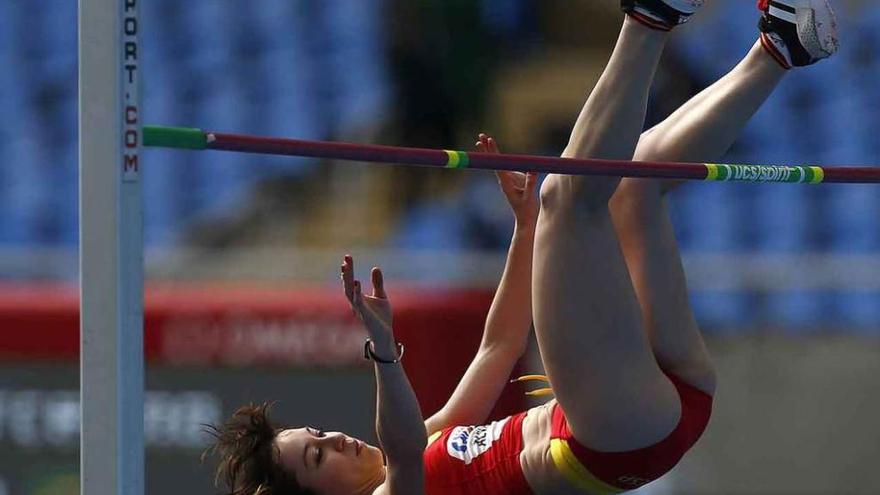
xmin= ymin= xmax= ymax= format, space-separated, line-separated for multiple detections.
xmin=611 ymin=41 xmax=787 ymax=394
xmin=532 ymin=18 xmax=681 ymax=452
xmin=640 ymin=40 xmax=787 ymax=190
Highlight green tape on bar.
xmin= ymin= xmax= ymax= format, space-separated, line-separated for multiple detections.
xmin=704 ymin=163 xmax=825 ymax=184
xmin=444 ymin=150 xmax=470 ymax=169
xmin=143 ymin=125 xmax=207 ymax=150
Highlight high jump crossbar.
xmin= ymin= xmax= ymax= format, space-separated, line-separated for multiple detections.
xmin=144 ymin=125 xmax=880 ymax=184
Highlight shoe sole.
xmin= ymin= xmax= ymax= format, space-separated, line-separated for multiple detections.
xmin=771 ymin=0 xmax=839 ymax=58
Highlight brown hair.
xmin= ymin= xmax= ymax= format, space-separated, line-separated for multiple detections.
xmin=202 ymin=402 xmax=315 ymax=495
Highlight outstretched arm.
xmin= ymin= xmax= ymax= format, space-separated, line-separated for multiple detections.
xmin=425 ymin=134 xmax=539 ymax=436
xmin=477 ymin=134 xmax=538 ymax=358
xmin=341 ymin=255 xmax=425 ymax=494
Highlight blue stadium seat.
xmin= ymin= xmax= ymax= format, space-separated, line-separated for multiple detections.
xmin=0 ymin=4 xmax=17 ymax=58
xmin=0 ymin=60 xmax=31 ymax=244
xmin=318 ymin=0 xmax=391 ymax=136
xmin=393 ymin=202 xmax=468 ymax=253
xmin=0 ymin=135 xmax=49 ymax=245
xmin=244 ymin=0 xmax=296 ymax=51
xmin=52 ymin=141 xmax=79 ymax=247
xmin=0 ymin=1 xmax=381 ymax=262
xmin=44 ymin=0 xmax=78 ymax=74
xmin=186 ymin=79 xmax=252 ymax=216
xmin=820 ymin=92 xmax=865 ymax=166
xmin=142 ymin=0 xmax=188 ymax=66
xmin=832 ymin=293 xmax=880 ymax=334
xmin=143 ymin=148 xmax=183 ymax=246
xmin=675 ymin=3 xmax=756 ymax=79
xmin=825 ymin=185 xmax=880 ymax=331
xmin=754 ymin=185 xmax=827 ymax=330
xmin=663 ymin=4 xmax=880 ymax=331
xmin=252 ymin=47 xmax=318 ymax=134
xmin=670 ymin=184 xmax=755 ymax=329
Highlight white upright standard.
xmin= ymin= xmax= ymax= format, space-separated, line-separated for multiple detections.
xmin=79 ymin=0 xmax=144 ymax=494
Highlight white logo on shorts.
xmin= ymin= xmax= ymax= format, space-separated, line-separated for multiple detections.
xmin=618 ymin=475 xmax=650 ymax=487
xmin=446 ymin=416 xmax=510 ymax=465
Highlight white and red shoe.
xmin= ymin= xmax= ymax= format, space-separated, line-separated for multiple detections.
xmin=621 ymin=0 xmax=706 ymax=31
xmin=758 ymin=0 xmax=839 ymax=69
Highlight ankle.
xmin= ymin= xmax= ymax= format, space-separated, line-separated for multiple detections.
xmin=623 ymin=14 xmax=673 ymax=40
xmin=750 ymin=38 xmax=790 ymax=75
xmin=625 ymin=10 xmax=675 ymax=32
xmin=759 ymin=31 xmax=794 ymax=70
xmin=621 ymin=0 xmax=705 ymax=32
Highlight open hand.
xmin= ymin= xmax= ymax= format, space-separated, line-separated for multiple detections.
xmin=341 ymin=255 xmax=393 ymax=337
xmin=476 ymin=133 xmax=539 ymax=229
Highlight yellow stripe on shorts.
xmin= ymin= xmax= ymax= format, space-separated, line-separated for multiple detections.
xmin=550 ymin=438 xmax=626 ymax=495
xmin=427 ymin=430 xmax=443 ymax=447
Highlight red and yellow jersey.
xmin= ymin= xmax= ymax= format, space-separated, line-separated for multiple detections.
xmin=422 ymin=371 xmax=712 ymax=495
xmin=423 ymin=411 xmax=533 ymax=495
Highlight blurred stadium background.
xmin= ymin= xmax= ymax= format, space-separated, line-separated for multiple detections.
xmin=1 ymin=1 xmax=879 ymax=494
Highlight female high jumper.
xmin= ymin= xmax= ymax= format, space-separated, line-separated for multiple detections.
xmin=206 ymin=1 xmax=838 ymax=494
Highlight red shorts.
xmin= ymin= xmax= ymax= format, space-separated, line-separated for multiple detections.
xmin=550 ymin=372 xmax=713 ymax=493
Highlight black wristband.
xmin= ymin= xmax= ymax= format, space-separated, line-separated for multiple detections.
xmin=364 ymin=339 xmax=404 ymax=364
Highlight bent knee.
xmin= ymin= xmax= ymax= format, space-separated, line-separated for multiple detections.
xmin=539 ymin=174 xmax=619 ymax=215
xmin=538 ymin=174 xmax=565 ymax=211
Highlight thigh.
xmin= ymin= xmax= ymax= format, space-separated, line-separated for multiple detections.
xmin=532 ymin=182 xmax=681 ymax=452
xmin=633 ymin=203 xmax=716 ymax=393
xmin=611 ymin=181 xmax=717 ymax=396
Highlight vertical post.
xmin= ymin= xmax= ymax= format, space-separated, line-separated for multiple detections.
xmin=79 ymin=0 xmax=144 ymax=494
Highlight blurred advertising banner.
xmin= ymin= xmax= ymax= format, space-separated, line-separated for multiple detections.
xmin=0 ymin=284 xmax=531 ymax=494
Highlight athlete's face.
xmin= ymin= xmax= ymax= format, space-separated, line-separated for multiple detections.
xmin=275 ymin=427 xmax=385 ymax=494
